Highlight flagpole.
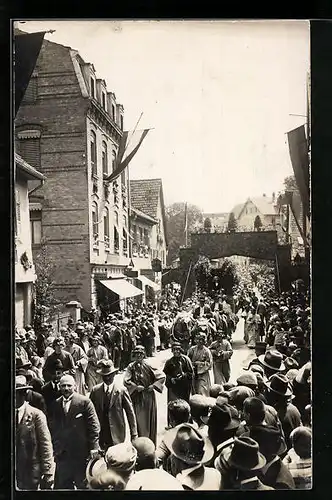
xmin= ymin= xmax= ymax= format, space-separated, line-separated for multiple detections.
xmin=124 ymin=112 xmax=143 ymax=156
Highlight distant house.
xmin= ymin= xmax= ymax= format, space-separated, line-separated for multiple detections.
xmin=203 ymin=212 xmax=229 ymax=232
xmin=129 ymin=179 xmax=168 ymax=297
xmin=231 ymin=194 xmax=281 ymax=232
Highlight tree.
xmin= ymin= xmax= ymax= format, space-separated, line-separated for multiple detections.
xmin=227 ymin=212 xmax=237 ymax=233
xmin=203 ymin=217 xmax=212 ymax=233
xmin=165 ymin=202 xmax=204 ymax=266
xmin=194 ymin=255 xmax=211 ymax=293
xmin=254 ymin=214 xmax=263 ymax=232
xmin=284 ymin=175 xmax=298 ymax=192
xmin=32 ymin=240 xmax=59 ymax=334
xmin=218 ymin=258 xmax=239 ymax=295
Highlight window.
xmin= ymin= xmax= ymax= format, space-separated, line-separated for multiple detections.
xmin=112 ymin=151 xmax=117 ymax=172
xmin=15 ymin=189 xmax=21 ymax=237
xmin=90 ymin=77 xmax=96 ymax=98
xmin=30 ymin=211 xmax=41 ymax=245
xmin=90 ymin=131 xmax=97 ymax=177
xmin=114 ymin=226 xmax=119 ymax=253
xmin=22 ymin=76 xmax=38 ymax=103
xmin=114 ymin=211 xmax=119 ymax=226
xmin=123 ymin=228 xmax=128 ymax=254
xmin=102 ymin=92 xmax=107 ymax=110
xmin=121 ymin=168 xmax=126 ymax=185
xmin=120 ymin=115 xmax=124 ymax=130
xmin=104 ymin=208 xmax=110 ymax=249
xmin=102 ymin=141 xmax=108 ymax=174
xmin=17 ymin=130 xmax=41 ymax=169
xmin=112 ymin=104 xmax=116 ymax=121
xmin=92 ymin=202 xmax=99 ymax=244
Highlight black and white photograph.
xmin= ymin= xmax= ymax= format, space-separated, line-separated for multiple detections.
xmin=13 ymin=19 xmax=311 ymax=491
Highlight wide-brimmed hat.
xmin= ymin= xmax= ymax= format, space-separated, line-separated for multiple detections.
xmin=15 ymin=375 xmax=33 ymax=391
xmin=265 ymin=373 xmax=293 ymax=398
xmin=125 ymin=469 xmax=184 ymax=491
xmin=105 ymin=443 xmax=137 ymax=473
xmin=203 ymin=401 xmax=241 ymax=429
xmin=86 ymin=455 xmax=107 ymax=484
xmin=163 ymin=423 xmax=214 ymax=466
xmin=15 ymin=357 xmax=32 ymax=372
xmin=258 ymin=349 xmax=285 ymax=372
xmin=215 ymin=436 xmax=266 ymax=472
xmin=96 ymin=359 xmax=119 ymax=376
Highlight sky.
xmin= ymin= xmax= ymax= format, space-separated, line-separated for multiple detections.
xmin=16 ymin=20 xmax=310 ymax=213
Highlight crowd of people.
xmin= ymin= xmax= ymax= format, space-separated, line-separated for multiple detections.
xmin=15 ymin=277 xmax=311 ymax=491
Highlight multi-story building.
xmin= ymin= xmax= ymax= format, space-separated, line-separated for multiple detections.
xmin=230 ymin=194 xmax=281 ymax=233
xmin=15 ymin=153 xmax=45 ymax=328
xmin=129 ymin=179 xmax=168 ymax=293
xmin=15 ymin=32 xmax=143 ymax=313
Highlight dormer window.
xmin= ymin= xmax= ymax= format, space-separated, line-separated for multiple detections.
xmin=90 ymin=77 xmax=96 ymax=99
xmin=102 ymin=92 xmax=107 ymax=111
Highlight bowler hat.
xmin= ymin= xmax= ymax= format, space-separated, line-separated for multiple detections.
xmin=258 ymin=349 xmax=285 ymax=372
xmin=96 ymin=359 xmax=119 ymax=376
xmin=215 ymin=436 xmax=266 ymax=472
xmin=265 ymin=373 xmax=293 ymax=398
xmin=15 ymin=375 xmax=33 ymax=391
xmin=164 ymin=423 xmax=214 ymax=465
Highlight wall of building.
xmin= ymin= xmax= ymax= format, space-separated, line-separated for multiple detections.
xmin=150 ymin=194 xmax=167 ymax=267
xmin=16 ymin=40 xmax=92 ymax=309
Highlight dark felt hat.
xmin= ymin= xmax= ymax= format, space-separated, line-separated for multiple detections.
xmin=258 ymin=349 xmax=285 ymax=372
xmin=215 ymin=436 xmax=266 ymax=472
xmin=164 ymin=423 xmax=214 ymax=466
xmin=265 ymin=373 xmax=293 ymax=398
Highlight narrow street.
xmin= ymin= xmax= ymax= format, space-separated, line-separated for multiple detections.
xmin=115 ymin=315 xmax=255 ymax=446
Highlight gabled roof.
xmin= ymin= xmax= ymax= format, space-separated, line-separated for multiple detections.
xmin=250 ymin=196 xmax=277 ymax=216
xmin=130 ymin=178 xmax=168 ymax=245
xmin=229 ymin=203 xmax=245 ymax=219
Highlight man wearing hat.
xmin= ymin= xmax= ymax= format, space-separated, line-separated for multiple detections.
xmin=205 ymin=400 xmax=241 ymax=454
xmin=90 ymin=359 xmax=137 ymax=449
xmin=124 ymin=345 xmax=165 ymax=445
xmin=41 ymin=359 xmax=64 ymax=425
xmin=163 ymin=423 xmax=221 ymax=490
xmin=265 ymin=373 xmax=302 ymax=449
xmin=258 ymin=349 xmax=286 ymax=380
xmin=50 ymin=375 xmax=100 ymax=489
xmin=65 ymin=332 xmax=88 ymax=395
xmin=15 ymin=329 xmax=30 ymax=366
xmin=209 ymin=330 xmax=233 ymax=384
xmin=15 ymin=375 xmax=55 ymax=490
xmin=86 ymin=442 xmax=137 ymax=487
xmin=163 ymin=342 xmax=194 ymax=406
xmin=42 ymin=337 xmax=76 ymax=383
xmin=187 ymin=333 xmax=213 ymax=397
xmin=214 ymin=436 xmax=274 ymax=490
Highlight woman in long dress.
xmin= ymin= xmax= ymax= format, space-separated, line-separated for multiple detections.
xmin=246 ymin=307 xmax=261 ymax=349
xmin=209 ymin=330 xmax=233 ymax=384
xmin=124 ymin=345 xmax=165 ymax=446
xmin=65 ymin=332 xmax=88 ymax=395
xmin=187 ymin=333 xmax=212 ymax=396
xmin=85 ymin=334 xmax=108 ymax=391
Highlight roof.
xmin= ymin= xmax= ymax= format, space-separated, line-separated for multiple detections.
xmin=15 ymin=153 xmax=45 ymax=181
xmin=131 ymin=207 xmax=158 ymax=225
xmin=249 ymin=196 xmax=277 ymax=215
xmin=229 ymin=203 xmax=245 ymax=219
xmin=130 ymin=178 xmax=168 ymax=246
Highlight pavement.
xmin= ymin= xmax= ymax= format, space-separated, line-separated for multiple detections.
xmin=115 ymin=315 xmax=255 ymax=446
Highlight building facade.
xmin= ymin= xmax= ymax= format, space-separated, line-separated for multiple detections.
xmin=15 ymin=34 xmax=135 ymax=313
xmin=15 ymin=154 xmax=45 ymax=328
xmin=203 ymin=212 xmax=229 ymax=232
xmin=231 ymin=194 xmax=281 ymax=233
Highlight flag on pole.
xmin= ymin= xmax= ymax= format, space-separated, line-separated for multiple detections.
xmin=105 ymin=128 xmax=150 ymax=183
xmin=14 ymin=31 xmax=46 ymax=116
xmin=287 ymin=125 xmax=310 ymax=221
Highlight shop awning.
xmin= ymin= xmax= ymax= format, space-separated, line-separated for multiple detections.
xmin=99 ymin=279 xmax=143 ymax=298
xmin=138 ymin=275 xmax=160 ymax=291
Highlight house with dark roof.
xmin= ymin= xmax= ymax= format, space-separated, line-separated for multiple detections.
xmin=130 ymin=179 xmax=168 ymax=280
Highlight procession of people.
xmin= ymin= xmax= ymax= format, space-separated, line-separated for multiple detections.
xmin=15 ymin=278 xmax=311 ymax=490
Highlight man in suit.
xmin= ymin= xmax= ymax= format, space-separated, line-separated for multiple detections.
xmin=50 ymin=375 xmax=100 ymax=490
xmin=43 ymin=337 xmax=75 ymax=382
xmin=41 ymin=359 xmax=64 ymax=424
xmin=193 ymin=297 xmax=212 ymax=319
xmin=15 ymin=375 xmax=55 ymax=490
xmin=90 ymin=359 xmax=138 ymax=450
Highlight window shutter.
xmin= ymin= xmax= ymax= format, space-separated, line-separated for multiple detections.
xmin=17 ymin=139 xmax=41 ymax=168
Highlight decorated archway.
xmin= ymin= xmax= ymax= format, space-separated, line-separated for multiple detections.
xmin=179 ymin=231 xmax=291 ymax=300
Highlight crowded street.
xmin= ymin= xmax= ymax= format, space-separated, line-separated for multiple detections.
xmin=14 ymin=20 xmax=311 ymax=492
